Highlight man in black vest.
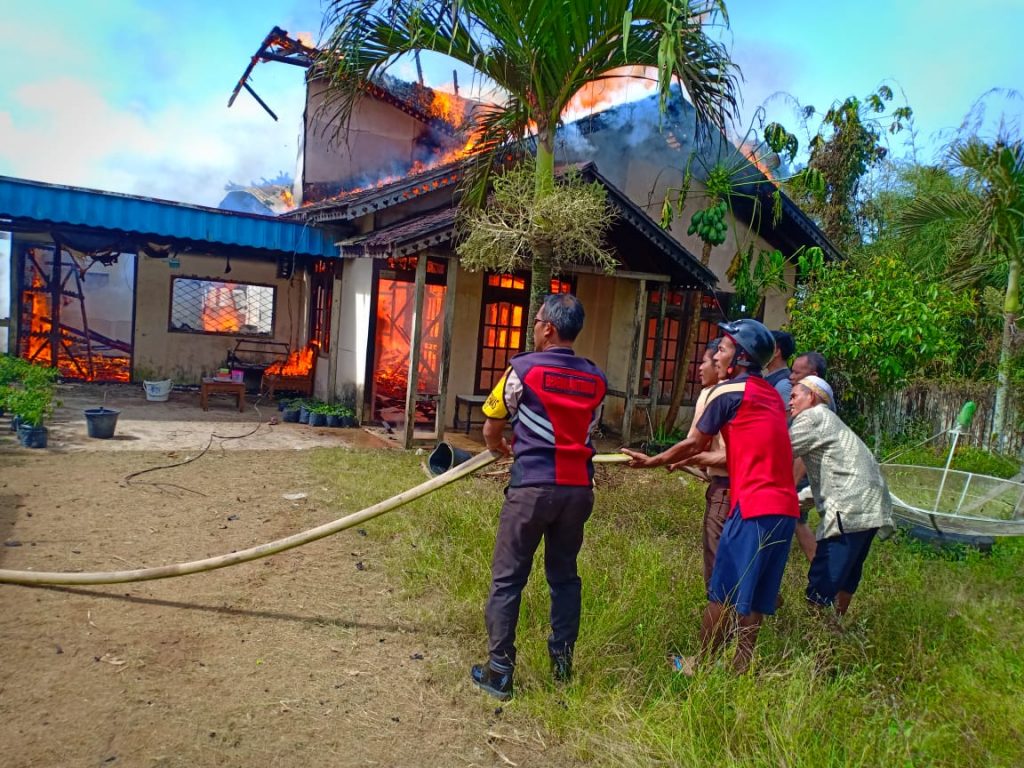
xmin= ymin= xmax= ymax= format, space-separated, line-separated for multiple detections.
xmin=471 ymin=293 xmax=608 ymax=701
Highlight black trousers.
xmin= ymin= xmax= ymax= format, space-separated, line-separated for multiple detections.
xmin=485 ymin=484 xmax=594 ymax=668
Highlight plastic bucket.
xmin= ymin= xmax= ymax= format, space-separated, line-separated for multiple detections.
xmin=428 ymin=441 xmax=474 ymax=476
xmin=143 ymin=379 xmax=173 ymax=402
xmin=85 ymin=407 xmax=120 ymax=439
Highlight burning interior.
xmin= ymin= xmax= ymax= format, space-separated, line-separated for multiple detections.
xmin=18 ymin=245 xmax=134 ymax=382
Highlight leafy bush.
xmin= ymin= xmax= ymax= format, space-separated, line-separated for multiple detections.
xmin=3 ymin=360 xmax=59 ymax=426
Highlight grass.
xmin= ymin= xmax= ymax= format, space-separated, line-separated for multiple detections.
xmin=311 ymin=449 xmax=1024 ymax=767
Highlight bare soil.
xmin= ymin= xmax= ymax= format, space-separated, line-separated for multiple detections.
xmin=0 ymin=385 xmax=571 ymax=767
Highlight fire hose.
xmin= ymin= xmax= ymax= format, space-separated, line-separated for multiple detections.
xmin=0 ymin=451 xmax=635 ymax=587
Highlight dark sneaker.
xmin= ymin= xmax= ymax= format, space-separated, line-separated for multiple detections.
xmin=470 ymin=663 xmax=513 ymax=701
xmin=550 ymin=650 xmax=573 ymax=683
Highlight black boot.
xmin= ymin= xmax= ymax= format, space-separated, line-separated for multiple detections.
xmin=470 ymin=662 xmax=513 ymax=701
xmin=550 ymin=647 xmax=573 ymax=683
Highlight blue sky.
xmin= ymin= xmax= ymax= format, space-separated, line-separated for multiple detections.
xmin=1 ymin=0 xmax=1021 ymax=207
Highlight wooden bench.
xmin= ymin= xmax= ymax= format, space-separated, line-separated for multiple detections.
xmin=453 ymin=394 xmax=488 ymax=433
xmin=200 ymin=378 xmax=246 ymax=412
xmin=225 ymin=338 xmax=290 ymax=393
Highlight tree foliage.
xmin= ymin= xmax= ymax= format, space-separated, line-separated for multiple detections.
xmin=788 ymin=254 xmax=971 ymax=400
xmin=319 ymin=0 xmax=739 ymax=343
xmin=455 ymin=158 xmax=618 ymax=275
xmin=896 ymin=135 xmax=1024 ymax=445
xmin=786 ymin=85 xmax=913 ymax=249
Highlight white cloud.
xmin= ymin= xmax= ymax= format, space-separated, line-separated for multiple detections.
xmin=0 ymin=74 xmax=305 ymax=207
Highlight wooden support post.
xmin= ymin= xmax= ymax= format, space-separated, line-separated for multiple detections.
xmin=621 ymin=278 xmax=646 ymax=446
xmin=403 ymin=253 xmax=428 ymax=449
xmin=648 ymin=283 xmax=668 ymax=419
xmin=48 ymin=243 xmax=62 ymax=372
xmin=434 ymin=257 xmax=458 ymax=441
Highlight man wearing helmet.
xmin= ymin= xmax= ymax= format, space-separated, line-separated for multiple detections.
xmin=622 ymin=318 xmax=799 ymax=674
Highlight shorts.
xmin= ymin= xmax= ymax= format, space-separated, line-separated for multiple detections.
xmin=708 ymin=510 xmax=796 ymax=616
xmin=806 ymin=528 xmax=878 ymax=606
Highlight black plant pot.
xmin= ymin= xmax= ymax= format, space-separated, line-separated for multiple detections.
xmin=282 ymin=407 xmax=300 ymax=423
xmin=84 ymin=407 xmax=120 ymax=439
xmin=340 ymin=415 xmax=357 ymax=428
xmin=18 ymin=423 xmax=48 ymax=449
xmin=308 ymin=412 xmax=327 ymax=427
xmin=298 ymin=406 xmax=310 ymax=424
xmin=326 ymin=414 xmax=342 ymax=428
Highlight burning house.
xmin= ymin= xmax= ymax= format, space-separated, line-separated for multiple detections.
xmin=0 ymin=25 xmax=838 ymax=451
xmin=232 ymin=29 xmax=836 ymax=446
xmin=0 ymin=176 xmax=336 ymax=386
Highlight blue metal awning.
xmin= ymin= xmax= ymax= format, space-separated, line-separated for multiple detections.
xmin=0 ymin=175 xmax=337 ymax=259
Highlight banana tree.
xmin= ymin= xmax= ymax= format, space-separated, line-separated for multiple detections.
xmin=657 ymin=117 xmax=818 ymax=428
xmin=898 ymin=136 xmax=1024 ymax=449
xmin=318 ymin=0 xmax=738 ymax=343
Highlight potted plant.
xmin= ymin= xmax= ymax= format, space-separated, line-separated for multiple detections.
xmin=281 ymin=398 xmax=301 ymax=423
xmin=307 ymin=402 xmax=329 ymax=427
xmin=9 ymin=385 xmax=56 ymax=449
xmin=339 ymin=405 xmax=357 ymax=428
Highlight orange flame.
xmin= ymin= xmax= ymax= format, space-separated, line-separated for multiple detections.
xmin=201 ymin=284 xmax=244 ymax=333
xmin=563 ymin=67 xmax=656 ymax=117
xmin=426 ymin=90 xmax=467 ymax=129
xmin=264 ymin=346 xmax=315 ymax=376
xmin=738 ymin=141 xmax=779 ymax=182
xmin=21 ymin=268 xmax=130 ymax=382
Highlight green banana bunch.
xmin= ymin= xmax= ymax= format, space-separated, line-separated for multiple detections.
xmin=686 ymin=200 xmax=729 ymax=246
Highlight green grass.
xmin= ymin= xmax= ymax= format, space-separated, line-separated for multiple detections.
xmin=311 ymin=449 xmax=1024 ymax=767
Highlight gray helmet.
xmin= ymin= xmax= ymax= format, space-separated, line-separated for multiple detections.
xmin=717 ymin=319 xmax=776 ymax=369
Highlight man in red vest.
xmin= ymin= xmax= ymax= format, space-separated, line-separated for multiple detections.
xmin=471 ymin=293 xmax=607 ymax=701
xmin=623 ymin=318 xmax=798 ymax=674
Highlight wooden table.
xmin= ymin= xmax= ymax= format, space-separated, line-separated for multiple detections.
xmin=200 ymin=378 xmax=246 ymax=412
xmin=453 ymin=394 xmax=487 ymax=433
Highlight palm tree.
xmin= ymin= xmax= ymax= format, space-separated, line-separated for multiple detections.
xmin=317 ymin=0 xmax=738 ymax=338
xmin=899 ymin=137 xmax=1024 ymax=448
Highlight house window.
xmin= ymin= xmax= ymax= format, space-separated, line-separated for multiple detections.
xmin=641 ymin=290 xmax=728 ymax=405
xmin=475 ymin=273 xmax=576 ymax=393
xmin=169 ymin=277 xmax=275 ymax=336
xmin=308 ymin=259 xmax=334 ymax=353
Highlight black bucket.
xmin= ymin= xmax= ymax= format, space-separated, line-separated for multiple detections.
xmin=428 ymin=441 xmax=474 ymax=476
xmin=85 ymin=407 xmax=120 ymax=439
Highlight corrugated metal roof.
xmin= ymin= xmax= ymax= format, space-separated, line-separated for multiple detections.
xmin=0 ymin=175 xmax=337 ymax=258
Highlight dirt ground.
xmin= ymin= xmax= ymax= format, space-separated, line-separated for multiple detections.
xmin=0 ymin=384 xmax=572 ymax=768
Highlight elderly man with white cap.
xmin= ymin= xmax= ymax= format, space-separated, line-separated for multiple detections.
xmin=788 ymin=375 xmax=894 ymax=617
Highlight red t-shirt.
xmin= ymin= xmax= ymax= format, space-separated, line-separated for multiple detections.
xmin=697 ymin=374 xmax=799 ymax=519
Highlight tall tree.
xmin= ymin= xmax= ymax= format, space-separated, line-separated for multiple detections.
xmin=898 ymin=137 xmax=1024 ymax=448
xmin=318 ymin=0 xmax=738 ymax=341
xmin=787 ymin=86 xmax=912 ymax=250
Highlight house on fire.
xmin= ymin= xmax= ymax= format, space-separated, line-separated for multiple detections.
xmin=263 ymin=29 xmax=839 ymax=446
xmin=0 ymin=27 xmax=839 ymax=450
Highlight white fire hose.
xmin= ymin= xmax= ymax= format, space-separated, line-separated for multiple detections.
xmin=0 ymin=451 xmax=638 ymax=587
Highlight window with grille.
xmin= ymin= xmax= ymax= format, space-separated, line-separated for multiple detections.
xmin=169 ymin=277 xmax=275 ymax=336
xmin=475 ymin=273 xmax=576 ymax=393
xmin=308 ymin=259 xmax=334 ymax=353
